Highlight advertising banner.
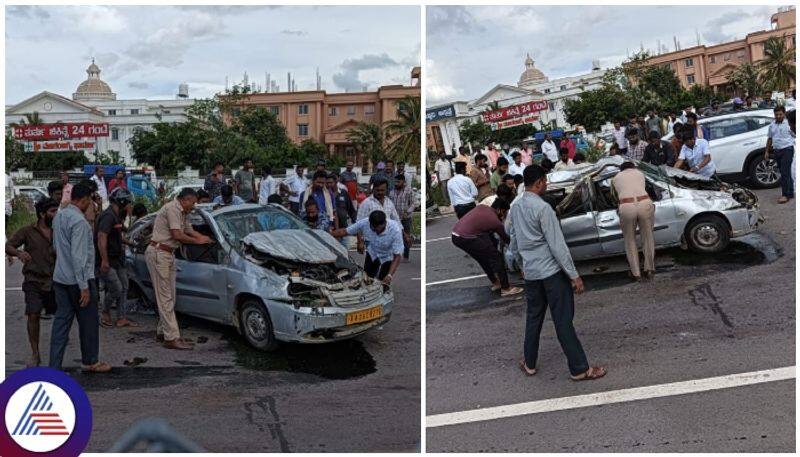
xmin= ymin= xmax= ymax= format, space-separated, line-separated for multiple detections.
xmin=24 ymin=141 xmax=97 ymax=152
xmin=13 ymin=123 xmax=109 ymax=141
xmin=426 ymin=105 xmax=456 ymax=122
xmin=481 ymin=100 xmax=547 ymax=123
xmin=490 ymin=114 xmax=540 ymax=131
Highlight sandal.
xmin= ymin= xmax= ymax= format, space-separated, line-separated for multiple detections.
xmin=519 ymin=359 xmax=537 ymax=376
xmin=100 ymin=320 xmax=113 ymax=328
xmin=116 ymin=318 xmax=139 ymax=328
xmin=570 ymin=366 xmax=607 ymax=381
xmin=501 ymin=286 xmax=524 ymax=297
xmin=81 ymin=361 xmax=112 ymax=373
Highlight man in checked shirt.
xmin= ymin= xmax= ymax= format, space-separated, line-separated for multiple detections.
xmin=389 ymin=173 xmax=416 ymax=262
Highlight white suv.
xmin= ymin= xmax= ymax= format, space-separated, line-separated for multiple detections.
xmin=663 ymin=109 xmax=779 ymax=188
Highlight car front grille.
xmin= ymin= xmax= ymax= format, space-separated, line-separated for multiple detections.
xmin=329 ymin=285 xmax=383 ymax=308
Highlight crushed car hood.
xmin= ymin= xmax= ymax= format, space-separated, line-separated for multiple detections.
xmin=242 ymin=230 xmax=348 ymax=264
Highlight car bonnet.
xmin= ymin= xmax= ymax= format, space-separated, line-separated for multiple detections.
xmin=242 ymin=229 xmax=348 ymax=264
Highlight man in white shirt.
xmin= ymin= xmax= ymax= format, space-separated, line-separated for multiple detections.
xmin=283 ymin=164 xmax=309 ymax=214
xmin=541 ymin=133 xmax=558 ymax=163
xmin=90 ymin=166 xmax=108 ymax=208
xmin=434 ymin=152 xmax=453 ymax=205
xmin=766 ymin=105 xmax=795 ymax=203
xmin=611 ymin=121 xmax=628 ymax=154
xmin=675 ymin=130 xmax=716 ymax=178
xmin=447 ymin=162 xmax=478 ymax=219
xmin=258 ymin=166 xmax=277 ymax=205
xmin=508 ymin=152 xmax=526 ymax=177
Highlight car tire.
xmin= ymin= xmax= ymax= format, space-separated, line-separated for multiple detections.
xmin=685 ymin=214 xmax=730 ymax=254
xmin=239 ymin=299 xmax=279 ymax=352
xmin=748 ymin=155 xmax=781 ymax=188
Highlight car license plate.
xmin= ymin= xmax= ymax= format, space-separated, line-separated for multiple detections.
xmin=346 ymin=306 xmax=382 ymax=325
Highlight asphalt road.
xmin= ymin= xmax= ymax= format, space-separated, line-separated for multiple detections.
xmin=4 ymin=243 xmax=421 ymax=452
xmin=425 ymin=188 xmax=795 ymax=452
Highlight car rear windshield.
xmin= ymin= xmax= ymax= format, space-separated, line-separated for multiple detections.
xmin=214 ymin=207 xmax=306 ymax=245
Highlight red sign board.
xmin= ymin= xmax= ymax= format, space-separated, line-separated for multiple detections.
xmin=491 ymin=114 xmax=540 ymax=131
xmin=481 ymin=100 xmax=547 ymax=123
xmin=29 ymin=141 xmax=96 ymax=152
xmin=13 ymin=123 xmax=109 ymax=141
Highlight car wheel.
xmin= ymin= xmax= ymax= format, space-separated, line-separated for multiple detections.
xmin=239 ymin=299 xmax=278 ymax=352
xmin=685 ymin=214 xmax=730 ymax=254
xmin=748 ymin=156 xmax=781 ymax=188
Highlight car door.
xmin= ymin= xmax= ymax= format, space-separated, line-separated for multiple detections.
xmin=598 ymin=179 xmax=682 ymax=255
xmin=557 ymin=182 xmax=602 ymax=261
xmin=173 ymin=213 xmax=230 ymax=321
xmin=704 ymin=117 xmax=753 ymax=174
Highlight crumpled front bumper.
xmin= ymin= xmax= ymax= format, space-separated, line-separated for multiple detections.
xmin=727 ymin=205 xmax=763 ymax=237
xmin=271 ymin=289 xmax=394 ymax=343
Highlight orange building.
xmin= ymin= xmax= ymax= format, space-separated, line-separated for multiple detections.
xmin=636 ymin=8 xmax=795 ymax=95
xmin=225 ymin=67 xmax=420 ymax=166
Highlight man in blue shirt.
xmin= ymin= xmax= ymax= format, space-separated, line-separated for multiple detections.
xmin=50 ymin=183 xmax=111 ymax=373
xmin=330 ymin=210 xmax=403 ymax=285
xmin=212 ymin=184 xmax=245 ymax=206
xmin=509 ymin=165 xmax=605 ymax=381
xmin=301 ymin=199 xmax=331 ymax=232
xmin=300 ymin=170 xmax=336 ymax=225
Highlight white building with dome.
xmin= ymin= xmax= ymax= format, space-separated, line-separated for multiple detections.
xmin=6 ymin=60 xmax=195 ymax=166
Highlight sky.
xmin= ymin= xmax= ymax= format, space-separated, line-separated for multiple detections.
xmin=5 ymin=5 xmax=420 ymax=104
xmin=427 ymin=5 xmax=785 ymax=106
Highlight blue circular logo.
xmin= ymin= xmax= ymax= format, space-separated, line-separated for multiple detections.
xmin=0 ymin=368 xmax=92 ymax=456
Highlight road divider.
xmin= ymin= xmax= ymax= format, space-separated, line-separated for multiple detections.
xmin=426 ymin=366 xmax=795 ymax=428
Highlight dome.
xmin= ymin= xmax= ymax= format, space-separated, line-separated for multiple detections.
xmin=73 ymin=59 xmax=116 ymax=101
xmin=518 ymin=53 xmax=548 ymax=87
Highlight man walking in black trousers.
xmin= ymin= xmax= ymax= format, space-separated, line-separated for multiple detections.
xmin=508 ymin=165 xmax=606 ymax=381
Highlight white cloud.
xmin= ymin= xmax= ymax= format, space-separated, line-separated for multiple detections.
xmin=425 ymin=59 xmax=462 ymax=103
xmin=76 ymin=6 xmax=128 ymax=34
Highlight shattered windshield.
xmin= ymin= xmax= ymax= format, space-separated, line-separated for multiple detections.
xmin=214 ymin=207 xmax=306 ymax=246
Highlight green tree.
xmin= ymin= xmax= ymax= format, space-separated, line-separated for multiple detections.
xmin=347 ymin=122 xmax=385 ymax=168
xmin=384 ymin=96 xmax=421 ymax=164
xmin=458 ymin=119 xmax=492 ymax=147
xmin=759 ymin=35 xmax=796 ymax=93
xmin=727 ymin=63 xmax=763 ymax=98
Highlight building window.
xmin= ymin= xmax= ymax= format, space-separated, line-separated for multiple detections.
xmin=268 ymin=106 xmax=279 ymax=116
xmin=709 ymin=55 xmax=716 ymax=64
xmin=162 ymin=109 xmax=171 ymax=114
xmin=232 ymin=108 xmax=241 ymax=117
xmin=329 ymin=106 xmax=338 ymax=116
xmin=724 ymin=53 xmax=731 ymax=62
xmin=684 ymin=58 xmax=694 ymax=68
xmin=108 ymin=109 xmax=117 ymax=116
xmin=737 ymin=50 xmax=745 ymax=59
xmin=544 ymin=88 xmax=551 ymax=94
xmin=111 ymin=128 xmax=119 ymax=141
xmin=548 ymin=102 xmax=556 ymax=112
xmin=130 ymin=109 xmax=139 ymax=115
xmin=687 ymin=74 xmax=696 ymax=85
xmin=365 ymin=104 xmax=375 ymax=115
xmin=347 ymin=105 xmax=356 ymax=116
xmin=298 ymin=124 xmax=308 ymax=136
xmin=559 ymin=85 xmax=567 ymax=91
xmin=298 ymin=104 xmax=308 ymax=115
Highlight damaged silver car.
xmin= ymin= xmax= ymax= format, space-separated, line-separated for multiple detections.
xmin=508 ymin=156 xmax=762 ymax=267
xmin=126 ymin=203 xmax=393 ymax=351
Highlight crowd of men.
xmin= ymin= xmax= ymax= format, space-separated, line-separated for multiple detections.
xmin=6 ymin=157 xmax=417 ymax=370
xmin=431 ymin=101 xmax=795 ymax=382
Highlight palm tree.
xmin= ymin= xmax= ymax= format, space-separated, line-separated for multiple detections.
xmin=346 ymin=121 xmax=385 ymax=170
xmin=383 ymin=96 xmax=421 ymax=164
xmin=759 ymin=35 xmax=795 ymax=93
xmin=726 ymin=63 xmax=762 ymax=98
xmin=10 ymin=112 xmax=44 ymax=127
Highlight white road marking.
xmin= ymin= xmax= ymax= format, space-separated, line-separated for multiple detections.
xmin=426 ymin=236 xmax=451 ymax=243
xmin=6 ymin=287 xmax=22 ymax=291
xmin=426 ymin=274 xmax=486 ymax=287
xmin=426 ymin=366 xmax=795 ymax=429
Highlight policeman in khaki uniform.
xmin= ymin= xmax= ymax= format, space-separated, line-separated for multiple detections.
xmin=146 ymin=188 xmax=212 ymax=350
xmin=612 ymin=162 xmax=655 ymax=282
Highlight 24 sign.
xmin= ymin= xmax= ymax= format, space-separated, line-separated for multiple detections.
xmin=13 ymin=123 xmax=109 ymax=141
xmin=481 ymin=100 xmax=547 ymax=123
